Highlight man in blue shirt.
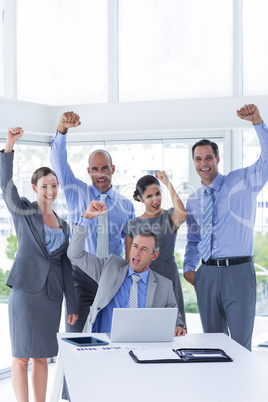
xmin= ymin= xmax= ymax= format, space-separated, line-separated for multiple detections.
xmin=183 ymin=104 xmax=268 ymax=351
xmin=50 ymin=111 xmax=135 ymax=332
xmin=67 ymin=199 xmax=186 ymax=335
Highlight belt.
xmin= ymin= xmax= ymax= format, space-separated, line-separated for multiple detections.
xmin=202 ymin=256 xmax=253 ymax=267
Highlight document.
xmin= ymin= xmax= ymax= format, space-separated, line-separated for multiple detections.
xmin=131 ymin=349 xmax=181 ymax=361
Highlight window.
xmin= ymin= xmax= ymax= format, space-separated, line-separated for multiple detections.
xmin=17 ymin=0 xmax=108 ymax=105
xmin=243 ymin=0 xmax=268 ymax=95
xmin=243 ymin=128 xmax=268 ymax=232
xmin=243 ymin=128 xmax=268 ymax=316
xmin=119 ymin=0 xmax=233 ymax=101
xmin=0 ymin=1 xmax=4 ymax=96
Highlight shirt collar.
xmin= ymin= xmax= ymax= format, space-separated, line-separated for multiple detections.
xmin=201 ymin=172 xmax=223 ymax=193
xmin=91 ymin=185 xmax=114 ymax=200
xmin=127 ymin=265 xmax=149 ymax=285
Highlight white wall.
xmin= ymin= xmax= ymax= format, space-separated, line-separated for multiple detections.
xmin=1 ymin=95 xmax=268 ymax=142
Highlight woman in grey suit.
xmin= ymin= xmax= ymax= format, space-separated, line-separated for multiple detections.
xmin=0 ymin=127 xmax=78 ymax=402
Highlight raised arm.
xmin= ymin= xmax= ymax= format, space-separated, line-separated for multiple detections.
xmin=67 ymin=224 xmax=104 ymax=283
xmin=4 ymin=127 xmax=24 ymax=153
xmin=50 ymin=111 xmax=84 ymax=205
xmin=155 ymin=170 xmax=187 ymax=230
xmin=1 ymin=128 xmax=25 ymax=216
xmin=237 ymin=103 xmax=268 ymax=175
xmin=67 ymin=201 xmax=108 ymax=282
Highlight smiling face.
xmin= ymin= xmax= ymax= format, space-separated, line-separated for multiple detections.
xmin=32 ymin=174 xmax=59 ymax=205
xmin=129 ymin=235 xmax=159 ymax=273
xmin=193 ymin=145 xmax=220 ymax=186
xmin=139 ymin=184 xmax=162 ymax=216
xmin=87 ymin=152 xmax=115 ymax=192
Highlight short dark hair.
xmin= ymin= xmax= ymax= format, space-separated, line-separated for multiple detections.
xmin=136 ymin=229 xmax=160 ymax=253
xmin=133 ymin=175 xmax=160 ymax=202
xmin=192 ymin=139 xmax=219 ymax=159
xmin=31 ymin=167 xmax=58 ymax=186
xmin=88 ymin=149 xmax=113 ymax=167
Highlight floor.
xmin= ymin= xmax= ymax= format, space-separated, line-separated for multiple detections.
xmin=1 ymin=314 xmax=268 ymax=402
xmin=0 ymin=362 xmax=65 ymax=402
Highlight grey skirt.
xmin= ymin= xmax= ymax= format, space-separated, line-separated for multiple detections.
xmin=8 ymin=282 xmax=62 ymax=358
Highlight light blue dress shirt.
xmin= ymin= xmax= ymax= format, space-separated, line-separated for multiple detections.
xmin=92 ymin=266 xmax=149 ymax=333
xmin=50 ymin=131 xmax=135 ymax=256
xmin=44 ymin=224 xmax=65 ymax=254
xmin=183 ymin=122 xmax=268 ymax=273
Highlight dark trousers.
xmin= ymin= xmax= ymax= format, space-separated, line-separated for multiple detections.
xmin=194 ymin=261 xmax=256 ymax=351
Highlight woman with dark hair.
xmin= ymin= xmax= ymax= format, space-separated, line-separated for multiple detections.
xmin=124 ymin=171 xmax=187 ymax=324
xmin=0 ymin=127 xmax=78 ymax=402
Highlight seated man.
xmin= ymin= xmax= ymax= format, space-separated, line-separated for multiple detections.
xmin=67 ymin=200 xmax=186 ymax=335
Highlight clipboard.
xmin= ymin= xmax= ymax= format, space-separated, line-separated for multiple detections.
xmin=129 ymin=348 xmax=232 ymax=364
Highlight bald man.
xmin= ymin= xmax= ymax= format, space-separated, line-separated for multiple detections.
xmin=50 ymin=112 xmax=135 ymax=333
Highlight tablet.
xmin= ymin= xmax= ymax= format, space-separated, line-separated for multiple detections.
xmin=62 ymin=336 xmax=109 ymax=347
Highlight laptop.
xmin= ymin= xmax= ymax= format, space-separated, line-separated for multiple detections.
xmin=109 ymin=307 xmax=178 ymax=342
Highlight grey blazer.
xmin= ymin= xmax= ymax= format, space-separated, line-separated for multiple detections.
xmin=0 ymin=150 xmax=77 ymax=315
xmin=68 ymin=225 xmax=185 ymax=331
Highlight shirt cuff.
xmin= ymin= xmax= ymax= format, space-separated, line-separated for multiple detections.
xmin=254 ymin=121 xmax=268 ymax=134
xmin=51 ymin=130 xmax=67 ymax=145
xmin=77 ymin=216 xmax=90 ymax=226
xmin=183 ymin=266 xmax=196 ymax=273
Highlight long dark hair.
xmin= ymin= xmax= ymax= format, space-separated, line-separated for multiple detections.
xmin=133 ymin=175 xmax=160 ymax=202
xmin=31 ymin=167 xmax=58 ymax=186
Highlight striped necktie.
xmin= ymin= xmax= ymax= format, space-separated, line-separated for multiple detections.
xmin=201 ymin=186 xmax=213 ymax=262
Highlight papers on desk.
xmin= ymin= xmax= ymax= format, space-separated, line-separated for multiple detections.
xmin=130 ymin=349 xmax=181 ymax=362
xmin=129 ymin=348 xmax=233 ymax=363
xmin=73 ymin=346 xmax=127 ymax=355
xmin=64 ymin=340 xmax=233 ymax=363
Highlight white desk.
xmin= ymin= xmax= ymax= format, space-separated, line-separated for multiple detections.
xmin=57 ymin=332 xmax=267 ymax=402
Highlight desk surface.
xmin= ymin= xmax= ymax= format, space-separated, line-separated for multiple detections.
xmin=58 ymin=332 xmax=267 ymax=402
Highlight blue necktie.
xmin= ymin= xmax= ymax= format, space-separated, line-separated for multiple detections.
xmin=201 ymin=187 xmax=213 ymax=262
